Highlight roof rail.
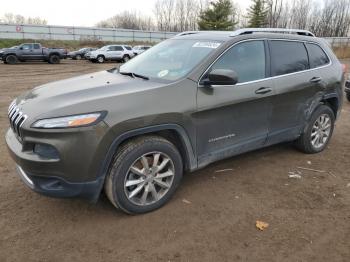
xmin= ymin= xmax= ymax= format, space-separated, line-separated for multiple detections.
xmin=176 ymin=31 xmax=199 ymax=36
xmin=231 ymin=28 xmax=315 ymax=37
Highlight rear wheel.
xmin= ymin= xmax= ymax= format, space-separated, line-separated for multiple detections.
xmin=76 ymin=54 xmax=82 ymax=60
xmin=123 ymin=55 xmax=130 ymax=63
xmin=5 ymin=55 xmax=18 ymax=64
xmin=97 ymin=56 xmax=105 ymax=63
xmin=48 ymin=55 xmax=60 ymax=64
xmin=105 ymin=136 xmax=183 ymax=214
xmin=295 ymin=105 xmax=335 ymax=154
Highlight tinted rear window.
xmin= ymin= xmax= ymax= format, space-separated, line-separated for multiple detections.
xmin=270 ymin=41 xmax=309 ymax=76
xmin=306 ymin=43 xmax=330 ymax=68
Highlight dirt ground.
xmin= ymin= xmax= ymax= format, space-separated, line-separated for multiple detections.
xmin=0 ymin=59 xmax=349 ymax=262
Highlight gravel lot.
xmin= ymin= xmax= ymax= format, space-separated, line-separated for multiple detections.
xmin=0 ymin=60 xmax=349 ymax=262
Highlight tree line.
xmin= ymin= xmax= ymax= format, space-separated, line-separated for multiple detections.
xmin=1 ymin=0 xmax=349 ymax=37
xmin=96 ymin=0 xmax=350 ymax=37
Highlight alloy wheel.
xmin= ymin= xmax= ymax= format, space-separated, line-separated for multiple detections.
xmin=311 ymin=114 xmax=331 ymax=149
xmin=124 ymin=152 xmax=175 ymax=206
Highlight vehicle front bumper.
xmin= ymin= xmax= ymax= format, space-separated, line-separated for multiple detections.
xmin=5 ymin=122 xmax=112 ymax=201
xmin=14 ymin=164 xmax=103 ymax=200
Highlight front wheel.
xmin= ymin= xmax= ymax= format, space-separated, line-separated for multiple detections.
xmin=295 ymin=105 xmax=335 ymax=154
xmin=97 ymin=56 xmax=105 ymax=63
xmin=105 ymin=136 xmax=183 ymax=214
xmin=76 ymin=54 xmax=82 ymax=60
xmin=123 ymin=55 xmax=130 ymax=63
xmin=5 ymin=55 xmax=18 ymax=64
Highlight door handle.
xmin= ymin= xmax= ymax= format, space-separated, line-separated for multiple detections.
xmin=255 ymin=87 xmax=272 ymax=95
xmin=310 ymin=77 xmax=322 ymax=83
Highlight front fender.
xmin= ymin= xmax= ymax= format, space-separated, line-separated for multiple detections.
xmin=92 ymin=123 xmax=197 ymax=202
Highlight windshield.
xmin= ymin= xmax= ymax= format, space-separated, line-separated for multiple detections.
xmin=99 ymin=46 xmax=108 ymax=51
xmin=119 ymin=39 xmax=221 ymax=81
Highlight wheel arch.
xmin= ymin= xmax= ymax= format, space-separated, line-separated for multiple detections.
xmin=92 ymin=124 xmax=197 ymax=202
xmin=321 ymin=94 xmax=339 ymax=118
xmin=3 ymin=53 xmax=17 ymax=60
xmin=49 ymin=52 xmax=60 ymax=57
xmin=307 ymin=93 xmax=340 ymax=120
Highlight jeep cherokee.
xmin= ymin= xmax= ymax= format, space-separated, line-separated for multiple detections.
xmin=6 ymin=28 xmax=344 ymax=214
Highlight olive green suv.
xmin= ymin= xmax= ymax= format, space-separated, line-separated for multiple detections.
xmin=6 ymin=28 xmax=344 ymax=214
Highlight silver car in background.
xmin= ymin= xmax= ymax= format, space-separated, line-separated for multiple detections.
xmin=88 ymin=45 xmax=135 ymax=63
xmin=133 ymin=45 xmax=151 ymax=55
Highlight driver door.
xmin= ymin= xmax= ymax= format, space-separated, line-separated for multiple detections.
xmin=195 ymin=40 xmax=275 ymax=166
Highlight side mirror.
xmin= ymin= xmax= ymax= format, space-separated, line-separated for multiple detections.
xmin=19 ymin=47 xmax=23 ymax=50
xmin=204 ymin=69 xmax=238 ymax=86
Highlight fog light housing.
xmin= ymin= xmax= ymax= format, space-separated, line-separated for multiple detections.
xmin=34 ymin=143 xmax=60 ymax=160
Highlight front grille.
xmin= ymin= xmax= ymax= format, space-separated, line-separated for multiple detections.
xmin=8 ymin=101 xmax=28 ymax=139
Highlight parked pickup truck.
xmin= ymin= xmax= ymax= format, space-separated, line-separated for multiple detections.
xmin=0 ymin=43 xmax=67 ymax=64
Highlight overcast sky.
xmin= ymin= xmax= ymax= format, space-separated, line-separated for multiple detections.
xmin=0 ymin=0 xmax=252 ymax=27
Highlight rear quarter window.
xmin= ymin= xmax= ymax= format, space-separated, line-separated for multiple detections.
xmin=306 ymin=43 xmax=330 ymax=68
xmin=270 ymin=40 xmax=309 ymax=76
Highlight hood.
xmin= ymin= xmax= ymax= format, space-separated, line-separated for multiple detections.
xmin=15 ymin=70 xmax=164 ymax=124
xmin=1 ymin=47 xmax=17 ymax=52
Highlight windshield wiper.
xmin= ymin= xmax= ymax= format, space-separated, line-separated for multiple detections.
xmin=119 ymin=71 xmax=149 ymax=80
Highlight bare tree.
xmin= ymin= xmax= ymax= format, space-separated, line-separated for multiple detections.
xmin=0 ymin=13 xmax=47 ymax=25
xmin=266 ymin=0 xmax=284 ymax=27
xmin=96 ymin=11 xmax=154 ymax=30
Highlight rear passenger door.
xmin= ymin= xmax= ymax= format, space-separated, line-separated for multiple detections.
xmin=31 ymin=44 xmax=43 ymax=59
xmin=267 ymin=40 xmax=328 ymax=145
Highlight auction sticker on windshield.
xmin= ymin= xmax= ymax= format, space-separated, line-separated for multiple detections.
xmin=192 ymin=42 xmax=221 ymax=49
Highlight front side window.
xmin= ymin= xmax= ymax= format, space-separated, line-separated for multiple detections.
xmin=270 ymin=40 xmax=309 ymax=76
xmin=209 ymin=40 xmax=266 ymax=83
xmin=120 ymin=39 xmax=221 ymax=81
xmin=22 ymin=44 xmax=32 ymax=50
xmin=306 ymin=43 xmax=330 ymax=68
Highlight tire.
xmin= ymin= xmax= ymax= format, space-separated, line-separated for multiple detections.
xmin=123 ymin=55 xmax=130 ymax=63
xmin=76 ymin=54 xmax=82 ymax=60
xmin=346 ymin=93 xmax=350 ymax=102
xmin=295 ymin=105 xmax=335 ymax=154
xmin=105 ymin=136 xmax=183 ymax=214
xmin=48 ymin=55 xmax=60 ymax=64
xmin=5 ymin=55 xmax=18 ymax=64
xmin=97 ymin=56 xmax=105 ymax=63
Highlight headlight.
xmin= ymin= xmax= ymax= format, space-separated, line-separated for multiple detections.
xmin=32 ymin=112 xmax=105 ymax=129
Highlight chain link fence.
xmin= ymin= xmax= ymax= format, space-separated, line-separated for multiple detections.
xmin=1 ymin=24 xmax=350 ymax=57
xmin=0 ymin=23 xmax=177 ymax=43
